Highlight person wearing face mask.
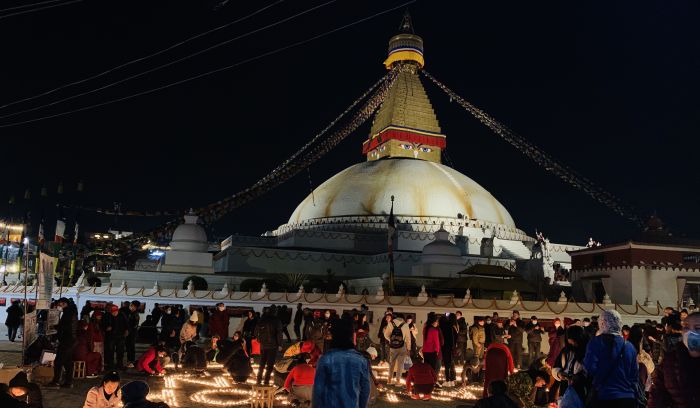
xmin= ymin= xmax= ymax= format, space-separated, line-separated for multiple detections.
xmin=551 ymin=325 xmax=589 ymax=404
xmin=469 ymin=317 xmax=486 ymax=359
xmin=546 ymin=318 xmax=565 ymax=367
xmin=209 ymin=303 xmax=230 ymax=340
xmin=525 ymin=316 xmax=544 ymax=366
xmin=648 ymin=312 xmax=700 ymax=408
xmin=47 ymin=298 xmax=78 ymax=389
xmin=484 ymin=316 xmax=495 ymax=347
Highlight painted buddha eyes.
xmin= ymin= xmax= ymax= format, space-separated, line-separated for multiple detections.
xmin=399 ymin=144 xmax=414 ymax=150
xmin=420 ymin=147 xmax=432 ymax=153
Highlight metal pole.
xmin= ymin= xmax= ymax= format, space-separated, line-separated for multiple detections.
xmin=21 ymin=238 xmax=29 ymax=365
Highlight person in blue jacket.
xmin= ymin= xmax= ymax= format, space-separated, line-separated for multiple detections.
xmin=312 ymin=314 xmax=370 ymax=408
xmin=583 ymin=309 xmax=639 ymax=408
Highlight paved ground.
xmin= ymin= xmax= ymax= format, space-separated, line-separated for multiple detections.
xmin=0 ymin=337 xmax=477 ymax=407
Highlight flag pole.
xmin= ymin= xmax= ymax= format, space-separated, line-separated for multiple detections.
xmin=387 ymin=196 xmax=396 ymax=296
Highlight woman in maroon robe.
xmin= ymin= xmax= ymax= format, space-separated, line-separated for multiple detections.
xmin=73 ymin=321 xmax=103 ymax=376
xmin=483 ymin=342 xmax=515 ymax=397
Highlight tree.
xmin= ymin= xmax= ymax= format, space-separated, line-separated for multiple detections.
xmin=182 ymin=275 xmax=208 ymax=290
xmin=273 ymin=273 xmax=307 ymax=292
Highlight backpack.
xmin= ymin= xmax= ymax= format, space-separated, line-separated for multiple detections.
xmin=389 ymin=322 xmax=405 ymax=349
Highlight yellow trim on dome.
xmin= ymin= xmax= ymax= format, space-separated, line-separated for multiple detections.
xmin=383 ymin=50 xmax=424 ymax=69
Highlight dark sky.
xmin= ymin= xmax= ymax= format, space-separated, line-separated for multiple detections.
xmin=1 ymin=0 xmax=699 ymax=245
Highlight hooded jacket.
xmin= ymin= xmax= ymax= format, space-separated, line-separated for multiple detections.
xmin=583 ymin=311 xmax=638 ymax=401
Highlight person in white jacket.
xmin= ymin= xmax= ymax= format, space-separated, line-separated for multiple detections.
xmin=383 ymin=315 xmax=412 ymax=385
xmin=82 ymin=371 xmax=121 ymax=408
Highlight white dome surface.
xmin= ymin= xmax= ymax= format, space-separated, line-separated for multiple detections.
xmin=170 ymin=214 xmax=208 ymax=252
xmin=288 ymin=158 xmax=515 ymax=228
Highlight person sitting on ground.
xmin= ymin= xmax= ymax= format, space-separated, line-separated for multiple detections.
xmin=405 ymin=353 xmax=438 ymax=401
xmin=284 ymin=353 xmax=315 ymax=407
xmin=7 ymin=371 xmax=43 ymax=408
xmin=0 ymin=383 xmax=28 ymax=408
xmin=225 ymin=332 xmax=252 ymax=383
xmin=82 ymin=371 xmax=121 ymax=408
xmin=136 ymin=345 xmax=167 ymax=376
xmin=120 ymin=381 xmax=169 ymax=408
xmin=475 ymin=380 xmax=519 ymax=408
xmin=483 ymin=341 xmax=516 ymax=397
xmin=181 ymin=341 xmax=207 ymax=373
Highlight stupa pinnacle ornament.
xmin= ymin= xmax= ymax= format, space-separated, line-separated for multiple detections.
xmin=364 ymin=13 xmax=446 ymax=164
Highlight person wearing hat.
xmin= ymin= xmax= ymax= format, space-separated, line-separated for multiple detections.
xmin=48 ymin=297 xmax=78 ymax=388
xmin=7 ymin=371 xmax=43 ymax=408
xmin=120 ymin=381 xmax=169 ymax=408
xmin=82 ymin=371 xmax=121 ymax=408
xmin=179 ymin=312 xmax=198 ymax=355
xmin=103 ymin=304 xmax=129 ymax=371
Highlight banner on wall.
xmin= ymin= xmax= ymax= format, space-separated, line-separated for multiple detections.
xmin=37 ymin=252 xmax=56 ymax=309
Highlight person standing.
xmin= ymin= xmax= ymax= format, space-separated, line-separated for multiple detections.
xmin=455 ymin=312 xmax=469 ymax=365
xmin=550 ymin=325 xmax=589 ymax=403
xmin=507 ymin=312 xmax=525 ymax=369
xmin=355 ymin=313 xmax=371 ymax=352
xmin=5 ymin=300 xmax=23 ymax=342
xmin=422 ymin=316 xmax=443 ymax=382
xmin=293 ymin=303 xmax=304 ymax=341
xmin=377 ymin=313 xmax=393 ymax=366
xmin=312 ymin=317 xmax=370 ymax=408
xmin=254 ymin=306 xmax=283 ymax=385
xmin=470 ymin=317 xmax=486 ymax=359
xmin=89 ymin=311 xmax=105 ymax=361
xmin=150 ymin=303 xmax=162 ymax=328
xmin=48 ymin=298 xmax=78 ymax=388
xmin=547 ymin=318 xmax=565 ymax=367
xmin=125 ymin=301 xmax=141 ymax=368
xmin=209 ymin=303 xmax=230 ymax=340
xmin=484 ymin=316 xmax=495 ymax=347
xmin=583 ymin=310 xmax=638 ymax=408
xmin=382 ymin=313 xmax=411 ymax=385
xmin=241 ymin=310 xmax=258 ymax=357
xmin=305 ymin=311 xmax=325 ymax=355
xmin=525 ymin=316 xmax=544 ymax=365
xmin=103 ymin=304 xmax=129 ymax=371
xmin=405 ymin=315 xmax=418 ymax=358
xmin=648 ymin=311 xmax=700 ymax=407
xmin=441 ymin=314 xmax=458 ymax=387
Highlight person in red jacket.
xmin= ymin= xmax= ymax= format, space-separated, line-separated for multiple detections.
xmin=406 ymin=354 xmax=438 ymax=400
xmin=483 ymin=342 xmax=515 ymax=397
xmin=648 ymin=312 xmax=700 ymax=408
xmin=299 ymin=340 xmax=322 ymax=366
xmin=284 ymin=353 xmax=315 ymax=406
xmin=89 ymin=311 xmax=105 ymax=361
xmin=73 ymin=321 xmax=103 ymax=377
xmin=136 ymin=345 xmax=167 ymax=375
xmin=208 ymin=303 xmax=230 ymax=339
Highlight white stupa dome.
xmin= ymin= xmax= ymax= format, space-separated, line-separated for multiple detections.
xmin=170 ymin=213 xmax=208 ymax=252
xmin=287 ymin=158 xmax=516 ymax=228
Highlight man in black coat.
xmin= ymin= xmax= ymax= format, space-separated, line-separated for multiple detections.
xmin=507 ymin=311 xmax=525 ymax=369
xmin=293 ymin=303 xmax=304 ymax=341
xmin=126 ymin=301 xmax=141 ymax=368
xmin=254 ymin=305 xmax=283 ymax=385
xmin=48 ymin=298 xmax=78 ymax=388
xmin=5 ymin=300 xmax=23 ymax=342
xmin=525 ymin=316 xmax=544 ymax=365
xmin=103 ymin=303 xmax=130 ymax=371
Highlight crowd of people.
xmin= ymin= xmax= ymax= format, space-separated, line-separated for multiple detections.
xmin=3 ymin=298 xmax=700 ymax=407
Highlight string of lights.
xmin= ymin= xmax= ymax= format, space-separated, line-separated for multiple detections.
xmin=0 ymin=0 xmax=284 ymax=112
xmin=421 ymin=70 xmax=645 ymax=228
xmin=0 ymin=0 xmax=85 ymax=20
xmin=0 ymin=0 xmax=336 ymax=122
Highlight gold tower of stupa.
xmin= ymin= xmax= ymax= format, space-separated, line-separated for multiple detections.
xmin=362 ymin=13 xmax=446 ymax=164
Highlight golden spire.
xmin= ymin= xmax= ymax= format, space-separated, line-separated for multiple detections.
xmin=363 ymin=13 xmax=445 ymax=164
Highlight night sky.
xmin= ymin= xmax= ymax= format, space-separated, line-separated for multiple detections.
xmin=1 ymin=1 xmax=699 ymax=246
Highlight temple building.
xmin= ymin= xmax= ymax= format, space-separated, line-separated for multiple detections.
xmin=570 ymin=217 xmax=700 ymax=308
xmin=207 ymin=15 xmax=582 ymax=297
